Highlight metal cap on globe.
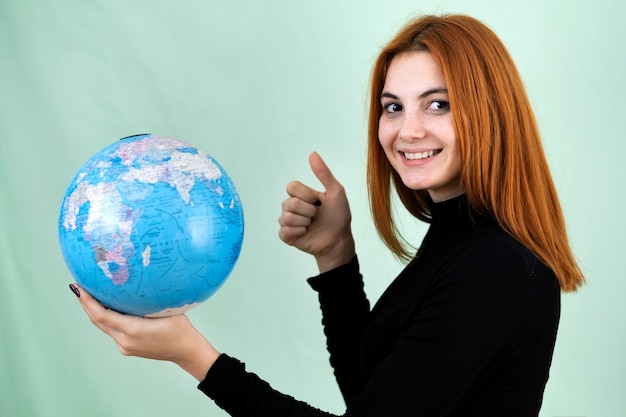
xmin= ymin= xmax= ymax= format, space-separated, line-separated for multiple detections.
xmin=58 ymin=134 xmax=244 ymax=317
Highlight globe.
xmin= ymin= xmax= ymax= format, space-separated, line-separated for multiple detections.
xmin=58 ymin=134 xmax=244 ymax=317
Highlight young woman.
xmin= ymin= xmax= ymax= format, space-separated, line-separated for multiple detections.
xmin=71 ymin=14 xmax=584 ymax=416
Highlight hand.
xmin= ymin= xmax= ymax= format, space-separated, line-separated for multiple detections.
xmin=70 ymin=284 xmax=219 ymax=381
xmin=278 ymin=152 xmax=355 ymax=273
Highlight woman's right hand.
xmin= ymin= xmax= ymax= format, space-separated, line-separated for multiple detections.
xmin=278 ymin=152 xmax=355 ymax=273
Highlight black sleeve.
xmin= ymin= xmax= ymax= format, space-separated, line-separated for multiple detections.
xmin=198 ymin=354 xmax=338 ymax=417
xmin=197 ymin=256 xmax=370 ymax=417
xmin=307 ymin=256 xmax=371 ymax=404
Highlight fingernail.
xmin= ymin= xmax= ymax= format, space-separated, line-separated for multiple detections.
xmin=313 ymin=200 xmax=322 ymax=207
xmin=69 ymin=284 xmax=80 ymax=298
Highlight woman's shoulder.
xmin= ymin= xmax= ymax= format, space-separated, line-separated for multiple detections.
xmin=441 ymin=221 xmax=559 ymax=292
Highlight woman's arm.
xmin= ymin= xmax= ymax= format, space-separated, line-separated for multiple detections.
xmin=70 ymin=283 xmax=340 ymax=417
xmin=307 ymin=257 xmax=370 ymax=404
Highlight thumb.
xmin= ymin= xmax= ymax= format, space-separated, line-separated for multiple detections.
xmin=309 ymin=152 xmax=340 ymax=192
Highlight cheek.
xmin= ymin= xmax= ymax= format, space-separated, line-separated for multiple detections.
xmin=377 ymin=121 xmax=394 ymax=149
xmin=431 ymin=116 xmax=456 ymax=140
xmin=436 ymin=121 xmax=459 ymax=153
xmin=448 ymin=138 xmax=462 ymax=172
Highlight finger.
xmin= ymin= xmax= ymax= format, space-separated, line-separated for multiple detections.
xmin=278 ymin=209 xmax=312 ymax=228
xmin=281 ymin=195 xmax=318 ymax=218
xmin=309 ymin=152 xmax=340 ymax=192
xmin=285 ymin=180 xmax=322 ymax=207
xmin=278 ymin=225 xmax=308 ymax=245
xmin=72 ymin=283 xmax=125 ymax=337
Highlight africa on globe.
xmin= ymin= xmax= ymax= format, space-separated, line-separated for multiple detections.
xmin=58 ymin=134 xmax=244 ymax=317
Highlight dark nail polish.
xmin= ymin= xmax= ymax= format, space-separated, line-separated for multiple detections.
xmin=69 ymin=284 xmax=80 ymax=298
xmin=314 ymin=199 xmax=322 ymax=207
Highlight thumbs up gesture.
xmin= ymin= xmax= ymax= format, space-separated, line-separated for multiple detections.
xmin=278 ymin=152 xmax=355 ymax=273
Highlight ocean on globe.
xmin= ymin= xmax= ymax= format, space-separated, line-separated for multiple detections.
xmin=58 ymin=134 xmax=244 ymax=317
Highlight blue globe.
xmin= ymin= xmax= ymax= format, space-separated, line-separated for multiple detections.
xmin=58 ymin=134 xmax=244 ymax=317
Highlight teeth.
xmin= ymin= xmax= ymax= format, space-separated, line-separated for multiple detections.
xmin=404 ymin=150 xmax=437 ymax=160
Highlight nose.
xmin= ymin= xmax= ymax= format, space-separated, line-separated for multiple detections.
xmin=398 ymin=112 xmax=426 ymax=141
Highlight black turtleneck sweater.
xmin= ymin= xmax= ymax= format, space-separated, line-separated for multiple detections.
xmin=198 ymin=194 xmax=561 ymax=416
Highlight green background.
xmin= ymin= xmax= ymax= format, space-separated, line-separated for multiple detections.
xmin=1 ymin=0 xmax=623 ymax=416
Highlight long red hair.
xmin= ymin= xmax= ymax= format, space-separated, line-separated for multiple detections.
xmin=367 ymin=14 xmax=584 ymax=292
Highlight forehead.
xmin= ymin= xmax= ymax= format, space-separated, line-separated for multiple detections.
xmin=383 ymin=51 xmax=447 ymax=91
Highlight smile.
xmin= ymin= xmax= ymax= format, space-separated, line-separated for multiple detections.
xmin=403 ymin=150 xmax=442 ymax=160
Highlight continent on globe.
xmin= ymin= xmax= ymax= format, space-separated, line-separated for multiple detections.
xmin=58 ymin=134 xmax=244 ymax=317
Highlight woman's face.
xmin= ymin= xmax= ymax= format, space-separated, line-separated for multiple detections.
xmin=378 ymin=51 xmax=464 ymax=202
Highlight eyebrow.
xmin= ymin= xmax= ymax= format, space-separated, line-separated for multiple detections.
xmin=381 ymin=88 xmax=448 ymax=100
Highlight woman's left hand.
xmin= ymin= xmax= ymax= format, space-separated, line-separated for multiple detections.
xmin=69 ymin=283 xmax=220 ymax=381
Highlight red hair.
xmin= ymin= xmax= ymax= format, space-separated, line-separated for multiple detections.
xmin=367 ymin=14 xmax=584 ymax=292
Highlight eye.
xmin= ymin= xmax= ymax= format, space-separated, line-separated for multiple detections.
xmin=428 ymin=100 xmax=450 ymax=111
xmin=383 ymin=103 xmax=403 ymax=113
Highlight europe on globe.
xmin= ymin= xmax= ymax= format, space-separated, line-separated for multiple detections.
xmin=58 ymin=134 xmax=244 ymax=317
